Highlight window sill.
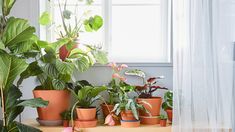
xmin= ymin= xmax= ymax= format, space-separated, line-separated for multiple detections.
xmin=94 ymin=63 xmax=173 ymax=67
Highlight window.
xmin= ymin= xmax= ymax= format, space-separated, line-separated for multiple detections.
xmin=42 ymin=0 xmax=172 ymax=63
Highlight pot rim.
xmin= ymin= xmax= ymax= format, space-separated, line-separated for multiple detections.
xmin=137 ymin=97 xmax=162 ymax=100
xmin=33 ymin=89 xmax=69 ymax=92
xmin=76 ymin=107 xmax=96 ymax=110
xmin=121 ymin=120 xmax=140 ymax=122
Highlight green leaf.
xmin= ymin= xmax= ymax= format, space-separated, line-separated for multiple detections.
xmin=2 ymin=17 xmax=36 ymax=48
xmin=52 ymin=79 xmax=65 ymax=90
xmin=125 ymin=69 xmax=146 ymax=78
xmin=16 ymin=122 xmax=42 ymax=132
xmin=0 ymin=53 xmax=28 ymax=90
xmin=0 ymin=40 xmax=5 ymax=50
xmin=56 ymin=60 xmax=75 ymax=75
xmin=90 ymin=86 xmax=106 ymax=98
xmin=92 ymin=50 xmax=108 ymax=64
xmin=75 ymin=56 xmax=90 ymax=72
xmin=39 ymin=11 xmax=51 ymax=25
xmin=3 ymin=0 xmax=16 ymax=16
xmin=63 ymin=10 xmax=72 ymax=19
xmin=84 ymin=15 xmax=103 ymax=32
xmin=18 ymin=98 xmax=48 ymax=108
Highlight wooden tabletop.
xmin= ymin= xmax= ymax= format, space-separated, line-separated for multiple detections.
xmin=23 ymin=119 xmax=172 ymax=132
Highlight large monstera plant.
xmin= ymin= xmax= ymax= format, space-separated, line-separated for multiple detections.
xmin=0 ymin=0 xmax=48 ymax=131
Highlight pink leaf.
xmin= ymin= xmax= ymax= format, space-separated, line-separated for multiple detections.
xmin=62 ymin=127 xmax=73 ymax=132
xmin=104 ymin=114 xmax=115 ymax=126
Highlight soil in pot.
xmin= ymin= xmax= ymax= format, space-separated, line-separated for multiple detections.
xmin=33 ymin=90 xmax=70 ymax=121
xmin=121 ymin=110 xmax=137 ymax=121
xmin=76 ymin=107 xmax=96 ymax=121
xmin=160 ymin=119 xmax=167 ymax=127
xmin=166 ymin=109 xmax=173 ymax=122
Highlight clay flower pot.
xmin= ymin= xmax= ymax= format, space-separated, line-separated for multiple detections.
xmin=63 ymin=120 xmax=69 ymax=127
xmin=59 ymin=44 xmax=79 ymax=61
xmin=160 ymin=119 xmax=167 ymax=127
xmin=121 ymin=120 xmax=140 ymax=128
xmin=33 ymin=90 xmax=70 ymax=121
xmin=121 ymin=110 xmax=137 ymax=121
xmin=75 ymin=119 xmax=97 ymax=128
xmin=76 ymin=107 xmax=96 ymax=121
xmin=137 ymin=97 xmax=162 ymax=124
xmin=166 ymin=109 xmax=173 ymax=122
xmin=101 ymin=103 xmax=114 ymax=118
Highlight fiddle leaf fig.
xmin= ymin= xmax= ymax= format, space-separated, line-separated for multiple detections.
xmin=2 ymin=0 xmax=16 ymax=16
xmin=1 ymin=17 xmax=36 ymax=50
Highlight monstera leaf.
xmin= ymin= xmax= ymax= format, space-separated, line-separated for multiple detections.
xmin=0 ymin=52 xmax=28 ymax=90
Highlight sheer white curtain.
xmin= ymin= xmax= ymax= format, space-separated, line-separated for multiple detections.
xmin=173 ymin=0 xmax=235 ymax=132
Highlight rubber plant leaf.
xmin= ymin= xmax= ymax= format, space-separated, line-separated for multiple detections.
xmin=2 ymin=17 xmax=35 ymax=47
xmin=39 ymin=11 xmax=51 ymax=25
xmin=0 ymin=52 xmax=28 ymax=91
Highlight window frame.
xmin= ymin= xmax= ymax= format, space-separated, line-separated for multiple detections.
xmin=39 ymin=0 xmax=173 ymax=67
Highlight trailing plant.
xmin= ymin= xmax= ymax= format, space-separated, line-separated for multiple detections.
xmin=125 ymin=69 xmax=167 ymax=98
xmin=162 ymin=91 xmax=173 ymax=110
xmin=0 ymin=1 xmax=48 ymax=131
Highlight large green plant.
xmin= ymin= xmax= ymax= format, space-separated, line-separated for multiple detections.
xmin=0 ymin=1 xmax=48 ymax=131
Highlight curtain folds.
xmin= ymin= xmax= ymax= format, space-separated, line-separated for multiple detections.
xmin=173 ymin=0 xmax=235 ymax=132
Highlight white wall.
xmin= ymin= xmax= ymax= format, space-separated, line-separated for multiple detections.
xmin=11 ymin=0 xmax=173 ymax=121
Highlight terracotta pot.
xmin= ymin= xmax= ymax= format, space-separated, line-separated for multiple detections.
xmin=101 ymin=103 xmax=114 ymax=118
xmin=166 ymin=109 xmax=173 ymax=122
xmin=59 ymin=44 xmax=79 ymax=61
xmin=121 ymin=110 xmax=137 ymax=121
xmin=139 ymin=116 xmax=160 ymax=125
xmin=137 ymin=97 xmax=162 ymax=116
xmin=121 ymin=120 xmax=140 ymax=128
xmin=33 ymin=90 xmax=70 ymax=121
xmin=160 ymin=119 xmax=167 ymax=127
xmin=63 ymin=120 xmax=69 ymax=127
xmin=74 ymin=119 xmax=97 ymax=128
xmin=76 ymin=107 xmax=96 ymax=121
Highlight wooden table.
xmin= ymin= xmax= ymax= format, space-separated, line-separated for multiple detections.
xmin=23 ymin=119 xmax=172 ymax=132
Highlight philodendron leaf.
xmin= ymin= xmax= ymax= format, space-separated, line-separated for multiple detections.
xmin=2 ymin=17 xmax=36 ymax=48
xmin=18 ymin=98 xmax=49 ymax=108
xmin=0 ymin=52 xmax=28 ymax=91
xmin=39 ymin=11 xmax=51 ymax=25
xmin=63 ymin=10 xmax=72 ymax=19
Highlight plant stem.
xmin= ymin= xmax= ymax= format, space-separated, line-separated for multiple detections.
xmin=0 ymin=86 xmax=6 ymax=126
xmin=71 ymin=100 xmax=80 ymax=131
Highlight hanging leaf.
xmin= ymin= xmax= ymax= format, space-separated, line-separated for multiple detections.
xmin=92 ymin=50 xmax=108 ymax=64
xmin=63 ymin=10 xmax=72 ymax=19
xmin=18 ymin=98 xmax=48 ymax=108
xmin=84 ymin=15 xmax=103 ymax=32
xmin=39 ymin=11 xmax=51 ymax=25
xmin=2 ymin=0 xmax=16 ymax=16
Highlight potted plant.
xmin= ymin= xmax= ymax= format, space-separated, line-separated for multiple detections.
xmin=61 ymin=110 xmax=72 ymax=127
xmin=159 ymin=114 xmax=168 ymax=127
xmin=162 ymin=91 xmax=173 ymax=122
xmin=101 ymin=63 xmax=128 ymax=119
xmin=111 ymin=84 xmax=149 ymax=128
xmin=40 ymin=0 xmax=104 ymax=61
xmin=0 ymin=1 xmax=48 ymax=131
xmin=125 ymin=69 xmax=167 ymax=125
xmin=18 ymin=0 xmax=108 ymax=124
xmin=69 ymin=80 xmax=106 ymax=128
